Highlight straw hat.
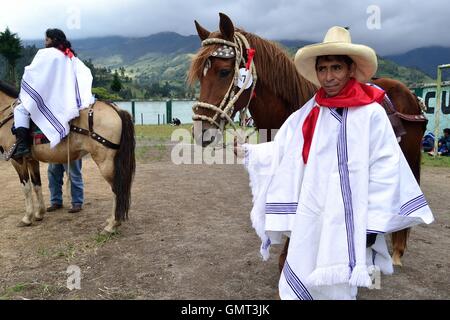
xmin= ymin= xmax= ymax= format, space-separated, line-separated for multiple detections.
xmin=294 ymin=26 xmax=378 ymax=86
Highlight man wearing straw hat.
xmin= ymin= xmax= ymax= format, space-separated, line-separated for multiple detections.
xmin=238 ymin=26 xmax=434 ymax=299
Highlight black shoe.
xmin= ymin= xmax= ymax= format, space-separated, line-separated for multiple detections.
xmin=68 ymin=204 xmax=83 ymax=213
xmin=11 ymin=127 xmax=31 ymax=160
xmin=47 ymin=204 xmax=63 ymax=212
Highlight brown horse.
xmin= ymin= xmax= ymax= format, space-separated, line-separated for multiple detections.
xmin=188 ymin=13 xmax=427 ymax=267
xmin=0 ymin=80 xmax=135 ymax=233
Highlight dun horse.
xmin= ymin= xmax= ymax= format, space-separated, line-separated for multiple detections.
xmin=0 ymin=80 xmax=135 ymax=233
xmin=188 ymin=13 xmax=427 ymax=266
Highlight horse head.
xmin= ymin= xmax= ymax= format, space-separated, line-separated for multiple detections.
xmin=189 ymin=13 xmax=257 ymax=147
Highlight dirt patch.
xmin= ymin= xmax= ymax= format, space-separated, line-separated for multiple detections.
xmin=0 ymin=148 xmax=448 ymax=299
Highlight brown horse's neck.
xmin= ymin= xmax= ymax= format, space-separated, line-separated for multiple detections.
xmin=249 ymin=82 xmax=294 ymax=131
xmin=239 ymin=31 xmax=317 ymax=132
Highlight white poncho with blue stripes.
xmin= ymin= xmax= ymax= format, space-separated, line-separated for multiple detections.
xmin=244 ymin=96 xmax=434 ymax=300
xmin=19 ymin=47 xmax=93 ymax=147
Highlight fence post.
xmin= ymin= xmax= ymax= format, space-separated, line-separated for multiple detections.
xmin=131 ymin=100 xmax=136 ymax=124
xmin=141 ymin=113 xmax=143 ymax=125
xmin=434 ymin=64 xmax=450 ymax=156
xmin=166 ymin=100 xmax=172 ymax=124
xmin=158 ymin=114 xmax=160 ymax=125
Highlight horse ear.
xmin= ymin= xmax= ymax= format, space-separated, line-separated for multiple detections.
xmin=195 ymin=20 xmax=211 ymax=41
xmin=219 ymin=12 xmax=234 ymax=41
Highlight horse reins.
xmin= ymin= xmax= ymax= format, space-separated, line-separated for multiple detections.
xmin=192 ymin=32 xmax=258 ymax=131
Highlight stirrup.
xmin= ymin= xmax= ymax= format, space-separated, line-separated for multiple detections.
xmin=4 ymin=143 xmax=17 ymax=161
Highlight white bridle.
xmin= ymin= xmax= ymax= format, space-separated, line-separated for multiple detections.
xmin=192 ymin=32 xmax=257 ymax=131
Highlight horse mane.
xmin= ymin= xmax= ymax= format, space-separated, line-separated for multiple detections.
xmin=188 ymin=29 xmax=317 ymax=112
xmin=0 ymin=80 xmax=19 ymax=98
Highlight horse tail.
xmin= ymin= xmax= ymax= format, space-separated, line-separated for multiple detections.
xmin=113 ymin=109 xmax=136 ymax=221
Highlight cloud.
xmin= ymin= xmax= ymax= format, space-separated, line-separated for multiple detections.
xmin=1 ymin=0 xmax=449 ymax=55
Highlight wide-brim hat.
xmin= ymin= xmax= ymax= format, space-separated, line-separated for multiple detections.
xmin=294 ymin=26 xmax=378 ymax=86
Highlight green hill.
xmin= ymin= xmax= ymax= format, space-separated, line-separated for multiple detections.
xmin=375 ymin=57 xmax=434 ymax=86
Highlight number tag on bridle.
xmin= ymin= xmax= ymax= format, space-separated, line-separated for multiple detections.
xmin=237 ymin=68 xmax=253 ymax=89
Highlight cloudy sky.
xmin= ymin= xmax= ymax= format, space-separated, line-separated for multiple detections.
xmin=1 ymin=0 xmax=449 ymax=55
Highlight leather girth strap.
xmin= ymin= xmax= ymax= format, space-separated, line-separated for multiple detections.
xmin=70 ymin=107 xmax=120 ymax=150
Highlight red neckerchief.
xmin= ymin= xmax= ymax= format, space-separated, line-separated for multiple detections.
xmin=57 ymin=45 xmax=74 ymax=59
xmin=302 ymin=78 xmax=385 ymax=164
xmin=315 ymin=78 xmax=385 ymax=107
xmin=63 ymin=48 xmax=74 ymax=59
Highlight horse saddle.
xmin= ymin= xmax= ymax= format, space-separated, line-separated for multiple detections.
xmin=369 ymin=82 xmax=427 ymax=139
xmin=30 ymin=122 xmax=50 ymax=145
xmin=10 ymin=121 xmax=50 ymax=146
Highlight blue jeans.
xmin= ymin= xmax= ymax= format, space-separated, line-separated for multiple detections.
xmin=48 ymin=159 xmax=84 ymax=206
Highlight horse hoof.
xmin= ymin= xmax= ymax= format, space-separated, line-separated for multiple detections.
xmin=101 ymin=228 xmax=115 ymax=236
xmin=393 ymin=259 xmax=403 ymax=266
xmin=392 ymin=254 xmax=403 ymax=266
xmin=18 ymin=221 xmax=32 ymax=227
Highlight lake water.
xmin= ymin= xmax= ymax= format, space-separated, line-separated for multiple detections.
xmin=115 ymin=100 xmax=240 ymax=125
xmin=115 ymin=100 xmax=195 ymax=125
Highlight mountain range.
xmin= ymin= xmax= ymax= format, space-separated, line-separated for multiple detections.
xmin=385 ymin=46 xmax=450 ymax=79
xmin=22 ymin=32 xmax=446 ymax=85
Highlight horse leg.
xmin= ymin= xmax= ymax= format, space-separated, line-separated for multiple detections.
xmin=12 ymin=160 xmax=35 ymax=226
xmin=392 ymin=122 xmax=422 ymax=266
xmin=279 ymin=238 xmax=290 ymax=273
xmin=104 ymin=194 xmax=120 ymax=234
xmin=91 ymin=152 xmax=121 ymax=234
xmin=391 ymin=229 xmax=410 ymax=266
xmin=27 ymin=159 xmax=46 ymax=221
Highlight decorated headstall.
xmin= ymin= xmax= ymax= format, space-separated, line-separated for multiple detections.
xmin=192 ymin=32 xmax=257 ymax=130
xmin=211 ymin=45 xmax=235 ymax=59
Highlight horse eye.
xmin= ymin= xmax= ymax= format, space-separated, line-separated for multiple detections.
xmin=219 ymin=69 xmax=231 ymax=78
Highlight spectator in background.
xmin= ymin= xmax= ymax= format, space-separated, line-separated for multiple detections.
xmin=438 ymin=128 xmax=450 ymax=156
xmin=422 ymin=132 xmax=435 ymax=153
xmin=171 ymin=118 xmax=181 ymax=126
xmin=46 ymin=159 xmax=84 ymax=213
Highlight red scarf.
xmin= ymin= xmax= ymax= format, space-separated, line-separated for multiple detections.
xmin=302 ymin=78 xmax=385 ymax=164
xmin=58 ymin=45 xmax=74 ymax=59
xmin=315 ymin=78 xmax=385 ymax=107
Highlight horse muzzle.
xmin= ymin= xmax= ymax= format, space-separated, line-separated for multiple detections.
xmin=192 ymin=120 xmax=224 ymax=148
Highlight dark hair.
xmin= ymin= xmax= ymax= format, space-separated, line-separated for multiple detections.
xmin=444 ymin=128 xmax=450 ymax=134
xmin=45 ymin=28 xmax=76 ymax=56
xmin=315 ymin=55 xmax=354 ymax=69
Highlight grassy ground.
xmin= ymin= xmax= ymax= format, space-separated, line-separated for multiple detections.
xmin=134 ymin=125 xmax=185 ymax=162
xmin=135 ymin=124 xmax=192 ymax=142
xmin=135 ymin=124 xmax=255 ymax=144
xmin=421 ymin=152 xmax=450 ymax=167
